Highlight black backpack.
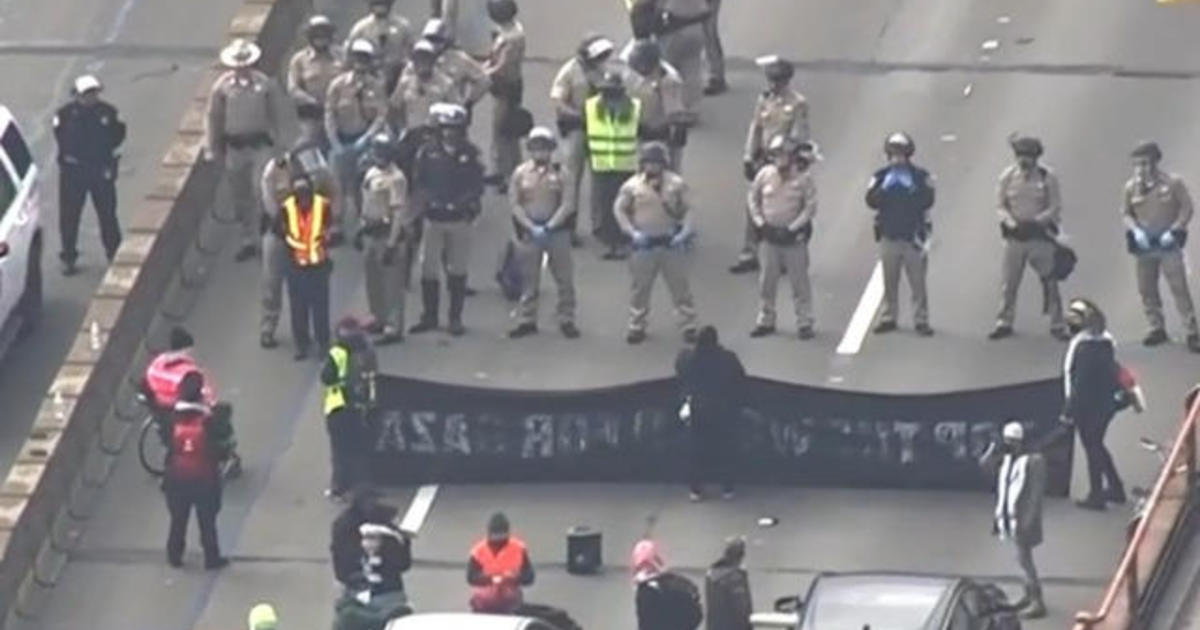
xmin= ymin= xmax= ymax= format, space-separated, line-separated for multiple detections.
xmin=656 ymin=572 xmax=703 ymax=630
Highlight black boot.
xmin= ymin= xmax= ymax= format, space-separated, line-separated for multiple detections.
xmin=447 ymin=275 xmax=467 ymax=336
xmin=409 ymin=280 xmax=439 ymax=334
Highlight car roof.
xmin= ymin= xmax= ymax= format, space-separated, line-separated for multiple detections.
xmin=802 ymin=573 xmax=961 ymax=630
xmin=385 ymin=612 xmax=536 ymax=630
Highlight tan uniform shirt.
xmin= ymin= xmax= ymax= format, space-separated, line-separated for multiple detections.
xmin=346 ymin=14 xmax=414 ymax=72
xmin=550 ymin=58 xmax=605 ymax=118
xmin=390 ymin=69 xmax=460 ymax=129
xmin=485 ymin=21 xmax=526 ymax=85
xmin=205 ymin=70 xmax=285 ymax=152
xmin=744 ymin=89 xmax=810 ymax=161
xmin=287 ymin=47 xmax=343 ymax=107
xmin=437 ymin=47 xmax=490 ymax=105
xmin=509 ymin=161 xmax=567 ymax=226
xmin=624 ymin=65 xmax=686 ymax=129
xmin=324 ymin=71 xmax=388 ymax=139
xmin=259 ymin=157 xmax=339 ymax=218
xmin=1123 ymin=171 xmax=1194 ymax=235
xmin=615 ymin=172 xmax=693 ymax=237
xmin=748 ymin=164 xmax=818 ymax=229
xmin=996 ymin=164 xmax=1061 ymax=224
xmin=361 ymin=163 xmax=410 ymax=245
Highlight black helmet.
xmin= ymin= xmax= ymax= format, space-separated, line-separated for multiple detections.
xmin=1131 ymin=140 xmax=1162 ymax=162
xmin=598 ymin=70 xmax=625 ymax=93
xmin=1009 ymin=135 xmax=1043 ymax=158
xmin=639 ymin=141 xmax=670 ymax=166
xmin=883 ymin=132 xmax=915 ymax=157
xmin=629 ymin=40 xmax=662 ymax=75
xmin=486 ymin=0 xmax=518 ymax=22
xmin=305 ymin=14 xmax=335 ymax=38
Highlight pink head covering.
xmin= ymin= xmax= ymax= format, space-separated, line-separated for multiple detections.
xmin=631 ymin=539 xmax=664 ymax=582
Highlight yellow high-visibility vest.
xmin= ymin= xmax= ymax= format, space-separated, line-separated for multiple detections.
xmin=283 ymin=194 xmax=330 ymax=267
xmin=324 ymin=345 xmax=348 ymax=415
xmin=585 ymin=95 xmax=641 ymax=173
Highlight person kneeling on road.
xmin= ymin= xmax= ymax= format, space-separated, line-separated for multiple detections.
xmin=161 ymin=371 xmax=231 ymax=570
xmin=334 ymin=521 xmax=414 ymax=630
xmin=468 ymin=512 xmax=535 ymax=614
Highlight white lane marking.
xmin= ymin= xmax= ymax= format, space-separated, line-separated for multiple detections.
xmin=836 ymin=262 xmax=884 ymax=355
xmin=398 ymin=484 xmax=439 ymax=537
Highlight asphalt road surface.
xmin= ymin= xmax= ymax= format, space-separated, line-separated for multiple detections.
xmin=0 ymin=0 xmax=240 ymax=472
xmin=16 ymin=0 xmax=1200 ymax=629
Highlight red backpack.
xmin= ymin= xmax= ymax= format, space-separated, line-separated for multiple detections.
xmin=170 ymin=416 xmax=214 ymax=480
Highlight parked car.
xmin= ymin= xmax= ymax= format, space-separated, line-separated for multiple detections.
xmin=751 ymin=572 xmax=1021 ymax=630
xmin=0 ymin=105 xmax=42 ymax=355
xmin=385 ymin=613 xmax=561 ymax=630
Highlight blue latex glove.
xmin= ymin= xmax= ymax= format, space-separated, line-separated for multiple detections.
xmin=881 ymin=166 xmax=914 ymax=191
xmin=352 ymin=135 xmax=370 ymax=152
xmin=1160 ymin=230 xmax=1177 ymax=249
xmin=670 ymin=230 xmax=689 ymax=248
xmin=1133 ymin=227 xmax=1151 ymax=250
xmin=632 ymin=230 xmax=649 ymax=249
xmin=530 ymin=225 xmax=548 ymax=242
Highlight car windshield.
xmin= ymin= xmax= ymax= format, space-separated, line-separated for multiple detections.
xmin=806 ymin=576 xmax=948 ymax=630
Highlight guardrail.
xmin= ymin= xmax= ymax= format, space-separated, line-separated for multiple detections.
xmin=1072 ymin=394 xmax=1200 ymax=630
xmin=0 ymin=0 xmax=310 ymax=626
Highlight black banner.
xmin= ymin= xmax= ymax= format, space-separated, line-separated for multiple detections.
xmin=369 ymin=376 xmax=1072 ymax=496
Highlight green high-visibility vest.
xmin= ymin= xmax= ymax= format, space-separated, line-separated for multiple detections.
xmin=585 ymin=95 xmax=641 ymax=173
xmin=324 ymin=345 xmax=349 ymax=415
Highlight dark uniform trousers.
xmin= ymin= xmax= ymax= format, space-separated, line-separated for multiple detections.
xmin=591 ymin=171 xmax=632 ymax=247
xmin=287 ymin=261 xmax=332 ymax=350
xmin=164 ymin=476 xmax=222 ymax=565
xmin=689 ymin=410 xmax=734 ymax=494
xmin=59 ymin=163 xmax=121 ymax=263
xmin=326 ymin=406 xmax=368 ymax=495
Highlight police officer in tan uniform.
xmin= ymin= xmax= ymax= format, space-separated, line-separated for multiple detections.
xmin=615 ymin=142 xmax=699 ymax=344
xmin=625 ymin=40 xmax=687 ymax=172
xmin=657 ymin=0 xmax=710 ymax=124
xmin=483 ymin=0 xmax=527 ymax=191
xmin=1122 ymin=141 xmax=1200 ymax=351
xmin=325 ymin=39 xmax=389 ymax=233
xmin=356 ymin=133 xmax=412 ymax=345
xmin=390 ymin=39 xmax=461 ymax=131
xmin=990 ymin=136 xmax=1070 ymax=341
xmin=551 ymin=35 xmax=615 ymax=244
xmin=421 ymin=20 xmax=491 ymax=114
xmin=731 ymin=56 xmax=810 ymax=274
xmin=205 ymin=39 xmax=288 ymax=262
xmin=287 ymin=15 xmax=343 ymax=150
xmin=748 ymin=136 xmax=818 ymax=340
xmin=347 ymin=0 xmax=414 ymax=93
xmin=508 ymin=128 xmax=580 ymax=340
xmin=259 ymin=142 xmax=339 ymax=349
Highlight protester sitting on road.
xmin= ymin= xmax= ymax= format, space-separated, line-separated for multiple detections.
xmin=633 ymin=539 xmax=704 ymax=630
xmin=468 ymin=512 xmax=535 ymax=613
xmin=332 ymin=522 xmax=414 ymax=630
xmin=704 ymin=538 xmax=752 ymax=630
xmin=332 ymin=485 xmax=401 ymax=590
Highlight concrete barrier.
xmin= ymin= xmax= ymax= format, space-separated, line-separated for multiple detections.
xmin=0 ymin=0 xmax=311 ymax=625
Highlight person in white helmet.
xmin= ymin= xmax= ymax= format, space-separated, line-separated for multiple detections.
xmin=205 ymin=39 xmax=288 ymax=262
xmin=288 ymin=15 xmax=343 ymax=151
xmin=979 ymin=420 xmax=1047 ymax=619
xmin=508 ymin=127 xmax=579 ymax=339
xmin=325 ymin=39 xmax=389 ymax=237
xmin=53 ymin=74 xmax=126 ymax=275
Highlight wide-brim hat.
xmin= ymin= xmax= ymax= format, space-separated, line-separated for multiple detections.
xmin=220 ymin=38 xmax=262 ymax=68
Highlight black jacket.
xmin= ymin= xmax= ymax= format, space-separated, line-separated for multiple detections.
xmin=1063 ymin=331 xmax=1119 ymax=420
xmin=636 ymin=572 xmax=702 ymax=630
xmin=330 ymin=497 xmax=400 ymax=587
xmin=360 ymin=524 xmax=413 ymax=595
xmin=675 ymin=345 xmax=747 ymax=421
xmin=704 ymin=561 xmax=752 ymax=630
xmin=413 ymin=139 xmax=485 ymax=219
xmin=53 ymin=100 xmax=125 ymax=168
xmin=865 ymin=164 xmax=934 ymax=241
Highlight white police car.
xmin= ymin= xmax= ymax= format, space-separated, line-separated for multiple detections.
xmin=0 ymin=106 xmax=43 ymax=354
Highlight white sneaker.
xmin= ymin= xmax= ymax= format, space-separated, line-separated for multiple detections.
xmin=689 ymin=491 xmax=703 ymax=502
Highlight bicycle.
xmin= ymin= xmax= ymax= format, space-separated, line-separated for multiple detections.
xmin=136 ymin=393 xmax=243 ymax=480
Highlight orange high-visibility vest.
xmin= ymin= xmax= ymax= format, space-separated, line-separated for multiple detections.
xmin=471 ymin=537 xmax=527 ymax=577
xmin=283 ymin=194 xmax=330 ymax=266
